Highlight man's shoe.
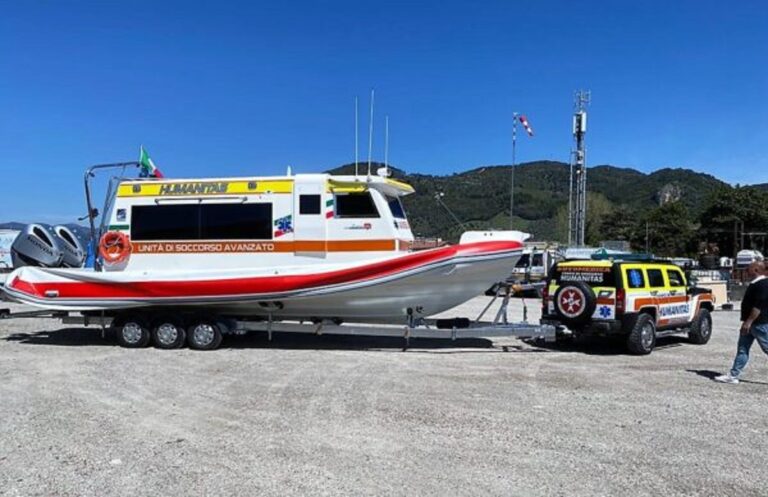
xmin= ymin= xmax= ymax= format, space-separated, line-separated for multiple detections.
xmin=714 ymin=374 xmax=740 ymax=384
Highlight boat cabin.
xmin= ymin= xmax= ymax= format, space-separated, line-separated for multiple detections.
xmin=102 ymin=174 xmax=416 ymax=271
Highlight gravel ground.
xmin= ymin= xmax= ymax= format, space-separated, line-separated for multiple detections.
xmin=0 ymin=296 xmax=766 ymax=497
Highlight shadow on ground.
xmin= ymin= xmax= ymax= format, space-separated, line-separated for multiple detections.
xmin=3 ymin=327 xmax=554 ymax=353
xmin=524 ymin=335 xmax=691 ymax=356
xmin=687 ymin=369 xmax=768 ymax=386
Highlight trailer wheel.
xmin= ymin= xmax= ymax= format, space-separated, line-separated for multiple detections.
xmin=187 ymin=320 xmax=223 ymax=350
xmin=152 ymin=318 xmax=186 ymax=349
xmin=625 ymin=313 xmax=656 ymax=355
xmin=114 ymin=316 xmax=151 ymax=348
xmin=688 ymin=308 xmax=712 ymax=345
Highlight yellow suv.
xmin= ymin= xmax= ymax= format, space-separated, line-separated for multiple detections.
xmin=540 ymin=258 xmax=715 ymax=354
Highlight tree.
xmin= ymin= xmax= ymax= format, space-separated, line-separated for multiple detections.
xmin=644 ymin=201 xmax=698 ymax=257
xmin=698 ymin=187 xmax=768 ymax=256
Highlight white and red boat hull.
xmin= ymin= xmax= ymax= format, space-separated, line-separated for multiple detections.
xmin=2 ymin=240 xmax=523 ymax=323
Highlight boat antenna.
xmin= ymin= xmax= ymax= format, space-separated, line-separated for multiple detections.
xmin=354 ymin=96 xmax=359 ymax=176
xmin=367 ymin=88 xmax=374 ymax=178
xmin=434 ymin=192 xmax=467 ymax=230
xmin=383 ymin=115 xmax=389 ymax=177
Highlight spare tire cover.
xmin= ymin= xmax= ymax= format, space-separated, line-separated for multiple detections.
xmin=553 ymin=281 xmax=597 ymax=326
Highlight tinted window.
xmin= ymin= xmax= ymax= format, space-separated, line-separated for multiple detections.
xmin=626 ymin=268 xmax=645 ymax=289
xmin=532 ymin=253 xmax=544 ymax=266
xmin=387 ymin=195 xmax=406 ymax=219
xmin=299 ymin=194 xmax=321 ymax=215
xmin=515 ymin=254 xmax=531 ymax=268
xmin=200 ymin=204 xmax=272 ymax=240
xmin=667 ymin=269 xmax=686 ymax=287
xmin=647 ymin=269 xmax=665 ymax=288
xmin=335 ymin=193 xmax=379 ymax=218
xmin=132 ymin=204 xmax=199 ymax=240
xmin=132 ymin=203 xmax=272 ymax=241
xmin=554 ymin=265 xmax=615 ymax=287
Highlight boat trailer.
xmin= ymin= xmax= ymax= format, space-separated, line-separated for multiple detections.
xmin=1 ymin=285 xmax=555 ymax=349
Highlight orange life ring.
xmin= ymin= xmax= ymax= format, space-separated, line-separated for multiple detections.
xmin=99 ymin=231 xmax=132 ymax=264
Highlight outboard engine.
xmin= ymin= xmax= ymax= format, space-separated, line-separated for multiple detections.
xmin=10 ymin=224 xmax=64 ymax=268
xmin=53 ymin=225 xmax=86 ymax=268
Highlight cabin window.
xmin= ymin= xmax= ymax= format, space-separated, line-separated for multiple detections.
xmin=131 ymin=204 xmax=199 ymax=240
xmin=386 ymin=195 xmax=406 ymax=219
xmin=131 ymin=203 xmax=272 ymax=240
xmin=200 ymin=204 xmax=272 ymax=240
xmin=334 ymin=192 xmax=379 ymax=218
xmin=299 ymin=194 xmax=322 ymax=215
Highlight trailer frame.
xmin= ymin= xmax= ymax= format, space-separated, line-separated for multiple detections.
xmin=1 ymin=285 xmax=555 ymax=349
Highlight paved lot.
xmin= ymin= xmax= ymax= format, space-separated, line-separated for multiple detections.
xmin=0 ymin=297 xmax=766 ymax=497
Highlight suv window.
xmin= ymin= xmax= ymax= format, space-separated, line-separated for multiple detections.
xmin=647 ymin=269 xmax=665 ymax=288
xmin=666 ymin=268 xmax=686 ymax=287
xmin=554 ymin=265 xmax=615 ymax=287
xmin=626 ymin=268 xmax=645 ymax=289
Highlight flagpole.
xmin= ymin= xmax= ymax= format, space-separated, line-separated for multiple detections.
xmin=511 ymin=112 xmax=517 ymax=229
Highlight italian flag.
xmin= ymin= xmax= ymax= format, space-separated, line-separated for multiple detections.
xmin=139 ymin=146 xmax=164 ymax=178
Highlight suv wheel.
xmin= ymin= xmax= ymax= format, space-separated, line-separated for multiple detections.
xmin=688 ymin=308 xmax=712 ymax=345
xmin=625 ymin=313 xmax=656 ymax=355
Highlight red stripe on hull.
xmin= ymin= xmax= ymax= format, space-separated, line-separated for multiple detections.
xmin=8 ymin=241 xmax=522 ymax=301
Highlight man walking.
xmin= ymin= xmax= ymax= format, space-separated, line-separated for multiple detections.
xmin=715 ymin=261 xmax=768 ymax=384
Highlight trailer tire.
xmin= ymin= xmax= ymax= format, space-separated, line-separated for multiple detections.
xmin=187 ymin=320 xmax=223 ymax=350
xmin=114 ymin=316 xmax=151 ymax=348
xmin=625 ymin=313 xmax=656 ymax=355
xmin=152 ymin=318 xmax=186 ymax=349
xmin=688 ymin=308 xmax=712 ymax=345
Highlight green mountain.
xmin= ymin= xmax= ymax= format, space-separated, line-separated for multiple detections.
xmin=328 ymin=161 xmax=728 ymax=242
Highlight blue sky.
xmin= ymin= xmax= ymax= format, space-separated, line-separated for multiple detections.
xmin=1 ymin=0 xmax=766 ymax=223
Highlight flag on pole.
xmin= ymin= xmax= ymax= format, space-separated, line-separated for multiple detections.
xmin=138 ymin=146 xmax=164 ymax=178
xmin=519 ymin=115 xmax=534 ymax=137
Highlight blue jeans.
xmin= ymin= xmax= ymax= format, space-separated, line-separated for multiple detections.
xmin=730 ymin=323 xmax=768 ymax=378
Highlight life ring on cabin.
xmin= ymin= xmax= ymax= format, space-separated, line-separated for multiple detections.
xmin=99 ymin=231 xmax=132 ymax=264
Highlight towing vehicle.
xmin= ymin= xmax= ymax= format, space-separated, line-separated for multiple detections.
xmin=540 ymin=257 xmax=715 ymax=354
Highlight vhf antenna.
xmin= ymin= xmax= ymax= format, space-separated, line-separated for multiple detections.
xmin=354 ymin=96 xmax=359 ymax=176
xmin=384 ymin=115 xmax=389 ymax=177
xmin=367 ymin=89 xmax=374 ymax=178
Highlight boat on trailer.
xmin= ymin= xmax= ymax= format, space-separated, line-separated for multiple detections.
xmin=2 ymin=162 xmax=528 ymax=349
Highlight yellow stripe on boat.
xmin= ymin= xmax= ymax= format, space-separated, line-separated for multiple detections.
xmin=385 ymin=178 xmax=415 ymax=193
xmin=117 ymin=180 xmax=294 ymax=197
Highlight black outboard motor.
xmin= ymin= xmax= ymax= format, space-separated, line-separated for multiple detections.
xmin=10 ymin=224 xmax=64 ymax=268
xmin=53 ymin=225 xmax=86 ymax=268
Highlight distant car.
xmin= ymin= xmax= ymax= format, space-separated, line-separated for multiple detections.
xmin=736 ymin=249 xmax=764 ymax=269
xmin=540 ymin=259 xmax=715 ymax=354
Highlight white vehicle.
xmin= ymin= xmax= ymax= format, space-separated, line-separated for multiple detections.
xmin=736 ymin=249 xmax=764 ymax=269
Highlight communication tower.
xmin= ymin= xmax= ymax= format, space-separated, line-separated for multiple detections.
xmin=568 ymin=90 xmax=590 ymax=246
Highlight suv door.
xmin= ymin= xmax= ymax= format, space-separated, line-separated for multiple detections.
xmin=663 ymin=266 xmax=691 ymax=325
xmin=645 ymin=267 xmax=667 ymax=325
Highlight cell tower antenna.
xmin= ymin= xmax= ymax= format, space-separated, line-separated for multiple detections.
xmin=568 ymin=90 xmax=590 ymax=247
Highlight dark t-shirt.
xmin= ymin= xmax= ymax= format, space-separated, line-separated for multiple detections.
xmin=741 ymin=278 xmax=768 ymax=325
